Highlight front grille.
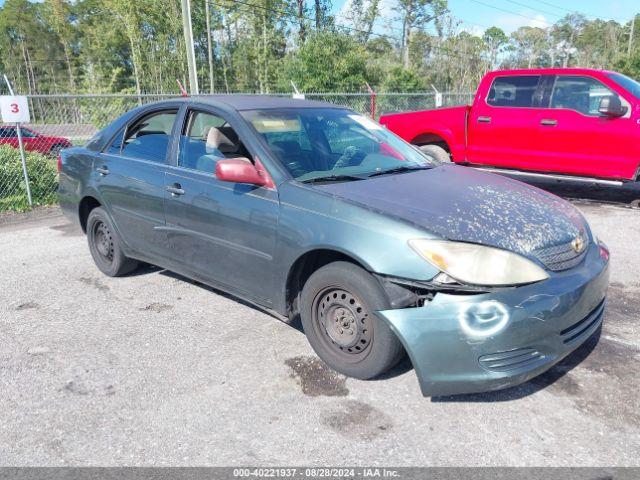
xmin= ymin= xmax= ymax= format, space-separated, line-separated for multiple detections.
xmin=560 ymin=300 xmax=605 ymax=344
xmin=479 ymin=347 xmax=546 ymax=372
xmin=533 ymin=239 xmax=588 ymax=271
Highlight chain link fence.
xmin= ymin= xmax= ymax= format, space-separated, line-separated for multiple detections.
xmin=0 ymin=91 xmax=473 ymax=215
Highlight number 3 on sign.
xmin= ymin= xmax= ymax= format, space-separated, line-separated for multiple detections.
xmin=0 ymin=95 xmax=30 ymax=123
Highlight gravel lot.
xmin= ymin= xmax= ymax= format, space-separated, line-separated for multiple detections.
xmin=1 ymin=200 xmax=639 ymax=466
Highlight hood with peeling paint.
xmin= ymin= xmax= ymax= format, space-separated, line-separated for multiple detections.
xmin=315 ymin=164 xmax=587 ymax=256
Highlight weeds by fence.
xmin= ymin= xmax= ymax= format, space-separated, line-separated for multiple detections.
xmin=0 ymin=91 xmax=474 ymax=214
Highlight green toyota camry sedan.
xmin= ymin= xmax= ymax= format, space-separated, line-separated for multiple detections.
xmin=58 ymin=96 xmax=610 ymax=396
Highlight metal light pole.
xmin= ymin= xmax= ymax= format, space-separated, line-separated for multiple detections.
xmin=181 ymin=0 xmax=199 ymax=95
xmin=205 ymin=0 xmax=215 ymax=93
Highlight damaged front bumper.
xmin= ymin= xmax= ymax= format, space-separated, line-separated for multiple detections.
xmin=376 ymin=243 xmax=610 ymax=397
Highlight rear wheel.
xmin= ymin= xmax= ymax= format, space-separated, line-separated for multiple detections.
xmin=419 ymin=144 xmax=451 ymax=164
xmin=300 ymin=261 xmax=404 ymax=379
xmin=86 ymin=207 xmax=139 ymax=277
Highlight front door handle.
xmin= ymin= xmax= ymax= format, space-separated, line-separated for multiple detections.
xmin=477 ymin=116 xmax=491 ymax=123
xmin=96 ymin=166 xmax=110 ymax=176
xmin=541 ymin=119 xmax=558 ymax=126
xmin=166 ymin=183 xmax=185 ymax=196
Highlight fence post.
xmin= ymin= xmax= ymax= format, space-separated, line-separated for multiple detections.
xmin=176 ymin=79 xmax=189 ymax=97
xmin=2 ymin=75 xmax=32 ymax=207
xmin=291 ymin=81 xmax=305 ymax=100
xmin=365 ymin=83 xmax=376 ymax=119
xmin=15 ymin=124 xmax=33 ymax=207
xmin=431 ymin=84 xmax=443 ymax=108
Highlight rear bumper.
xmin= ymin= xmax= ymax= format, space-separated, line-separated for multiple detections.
xmin=376 ymin=242 xmax=610 ymax=396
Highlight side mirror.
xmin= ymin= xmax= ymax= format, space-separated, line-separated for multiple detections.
xmin=215 ymin=158 xmax=274 ymax=188
xmin=598 ymin=95 xmax=626 ymax=117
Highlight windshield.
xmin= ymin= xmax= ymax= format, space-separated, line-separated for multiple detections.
xmin=608 ymin=72 xmax=640 ymax=99
xmin=241 ymin=108 xmax=434 ymax=182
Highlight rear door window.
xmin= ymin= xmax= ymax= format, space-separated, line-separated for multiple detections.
xmin=121 ymin=110 xmax=178 ymax=163
xmin=487 ymin=76 xmax=541 ymax=108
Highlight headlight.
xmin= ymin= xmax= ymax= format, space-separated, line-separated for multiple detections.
xmin=409 ymin=239 xmax=549 ymax=286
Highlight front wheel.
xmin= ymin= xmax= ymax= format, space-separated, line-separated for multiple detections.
xmin=86 ymin=207 xmax=139 ymax=277
xmin=300 ymin=261 xmax=404 ymax=379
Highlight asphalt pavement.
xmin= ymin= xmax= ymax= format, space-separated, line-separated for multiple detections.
xmin=1 ymin=201 xmax=638 ymax=466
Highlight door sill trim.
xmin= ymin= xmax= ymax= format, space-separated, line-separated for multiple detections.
xmin=473 ymin=167 xmax=625 ymax=187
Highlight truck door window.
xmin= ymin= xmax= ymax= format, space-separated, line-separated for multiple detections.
xmin=0 ymin=127 xmax=16 ymax=138
xmin=486 ymin=76 xmax=541 ymax=107
xmin=550 ymin=76 xmax=622 ymax=117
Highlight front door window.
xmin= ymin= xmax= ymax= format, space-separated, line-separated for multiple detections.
xmin=550 ymin=76 xmax=622 ymax=116
xmin=177 ymin=110 xmax=250 ymax=173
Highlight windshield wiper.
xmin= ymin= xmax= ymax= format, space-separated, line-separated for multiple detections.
xmin=301 ymin=174 xmax=365 ymax=184
xmin=366 ymin=165 xmax=432 ymax=178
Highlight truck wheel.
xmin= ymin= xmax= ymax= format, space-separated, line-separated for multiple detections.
xmin=300 ymin=261 xmax=404 ymax=380
xmin=86 ymin=207 xmax=139 ymax=277
xmin=419 ymin=144 xmax=451 ymax=164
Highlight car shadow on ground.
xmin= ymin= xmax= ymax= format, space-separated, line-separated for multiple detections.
xmin=133 ymin=265 xmax=603 ymax=402
xmin=431 ymin=326 xmax=602 ymax=403
xmin=125 ymin=263 xmax=164 ymax=277
xmin=519 ymin=179 xmax=640 ymax=206
xmin=156 ymin=269 xmax=288 ymax=321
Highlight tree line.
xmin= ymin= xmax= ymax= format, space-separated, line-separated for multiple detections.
xmin=0 ymin=0 xmax=639 ymax=95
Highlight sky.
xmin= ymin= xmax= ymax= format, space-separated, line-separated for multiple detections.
xmin=0 ymin=0 xmax=636 ymax=36
xmin=333 ymin=0 xmax=638 ymax=36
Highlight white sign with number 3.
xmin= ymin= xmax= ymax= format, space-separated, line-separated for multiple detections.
xmin=0 ymin=95 xmax=30 ymax=123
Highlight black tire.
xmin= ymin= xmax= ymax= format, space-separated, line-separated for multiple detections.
xmin=300 ymin=261 xmax=404 ymax=379
xmin=86 ymin=207 xmax=139 ymax=277
xmin=419 ymin=144 xmax=451 ymax=164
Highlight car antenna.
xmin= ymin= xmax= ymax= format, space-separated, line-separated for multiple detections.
xmin=176 ymin=79 xmax=189 ymax=97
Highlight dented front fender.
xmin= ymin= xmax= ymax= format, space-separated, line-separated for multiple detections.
xmin=376 ymin=243 xmax=610 ymax=397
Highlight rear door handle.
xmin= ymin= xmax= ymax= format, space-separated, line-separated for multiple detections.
xmin=541 ymin=119 xmax=558 ymax=126
xmin=96 ymin=166 xmax=110 ymax=176
xmin=477 ymin=116 xmax=491 ymax=123
xmin=166 ymin=183 xmax=185 ymax=196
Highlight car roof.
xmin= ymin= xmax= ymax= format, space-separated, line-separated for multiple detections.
xmin=486 ymin=68 xmax=616 ymax=77
xmin=148 ymin=95 xmax=345 ymax=112
xmin=84 ymin=95 xmax=350 ymax=152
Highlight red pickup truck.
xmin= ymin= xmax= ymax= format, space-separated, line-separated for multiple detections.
xmin=380 ymin=68 xmax=640 ymax=185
